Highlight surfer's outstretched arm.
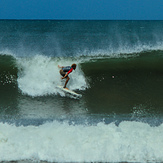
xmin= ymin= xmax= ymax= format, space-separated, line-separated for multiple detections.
xmin=58 ymin=65 xmax=64 ymax=69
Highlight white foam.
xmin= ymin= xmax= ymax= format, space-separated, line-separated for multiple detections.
xmin=77 ymin=41 xmax=163 ymax=59
xmin=0 ymin=121 xmax=163 ymax=162
xmin=17 ymin=55 xmax=88 ymax=97
xmin=0 ymin=49 xmax=16 ymax=57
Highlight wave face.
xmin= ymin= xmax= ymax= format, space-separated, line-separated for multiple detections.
xmin=1 ymin=20 xmax=163 ymax=162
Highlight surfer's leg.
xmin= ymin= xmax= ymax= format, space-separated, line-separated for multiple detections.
xmin=64 ymin=76 xmax=70 ymax=88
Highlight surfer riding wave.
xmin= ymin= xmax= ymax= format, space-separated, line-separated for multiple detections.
xmin=58 ymin=64 xmax=77 ymax=89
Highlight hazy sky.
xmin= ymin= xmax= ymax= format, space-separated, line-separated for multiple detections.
xmin=0 ymin=0 xmax=163 ymax=20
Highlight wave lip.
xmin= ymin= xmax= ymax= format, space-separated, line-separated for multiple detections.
xmin=77 ymin=41 xmax=163 ymax=60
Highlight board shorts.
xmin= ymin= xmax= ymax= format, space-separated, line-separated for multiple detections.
xmin=60 ymin=69 xmax=67 ymax=78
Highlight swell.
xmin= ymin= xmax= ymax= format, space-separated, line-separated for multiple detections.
xmin=1 ymin=50 xmax=163 ymax=99
xmin=81 ymin=51 xmax=163 ymax=115
xmin=1 ymin=49 xmax=163 ymax=75
xmin=81 ymin=50 xmax=163 ymax=74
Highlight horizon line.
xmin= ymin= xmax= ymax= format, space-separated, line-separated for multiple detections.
xmin=0 ymin=18 xmax=163 ymax=21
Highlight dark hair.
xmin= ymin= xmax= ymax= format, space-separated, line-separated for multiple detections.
xmin=71 ymin=64 xmax=76 ymax=70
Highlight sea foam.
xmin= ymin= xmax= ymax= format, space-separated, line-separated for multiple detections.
xmin=0 ymin=121 xmax=163 ymax=162
xmin=17 ymin=55 xmax=87 ymax=97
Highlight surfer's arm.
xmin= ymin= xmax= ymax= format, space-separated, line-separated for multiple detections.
xmin=62 ymin=73 xmax=68 ymax=79
xmin=67 ymin=68 xmax=73 ymax=74
xmin=58 ymin=65 xmax=64 ymax=69
xmin=62 ymin=68 xmax=73 ymax=79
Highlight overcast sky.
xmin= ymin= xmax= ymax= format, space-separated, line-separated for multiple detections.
xmin=0 ymin=0 xmax=163 ymax=20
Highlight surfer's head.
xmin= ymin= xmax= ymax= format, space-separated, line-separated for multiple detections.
xmin=71 ymin=64 xmax=77 ymax=70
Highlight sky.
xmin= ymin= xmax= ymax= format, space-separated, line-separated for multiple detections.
xmin=0 ymin=0 xmax=163 ymax=20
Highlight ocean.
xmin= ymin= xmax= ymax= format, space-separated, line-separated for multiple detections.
xmin=0 ymin=20 xmax=163 ymax=162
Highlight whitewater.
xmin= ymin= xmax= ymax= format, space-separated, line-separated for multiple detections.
xmin=0 ymin=121 xmax=163 ymax=162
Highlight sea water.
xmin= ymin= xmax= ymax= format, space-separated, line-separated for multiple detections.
xmin=0 ymin=20 xmax=163 ymax=162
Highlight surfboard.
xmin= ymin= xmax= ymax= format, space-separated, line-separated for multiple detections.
xmin=57 ymin=85 xmax=82 ymax=97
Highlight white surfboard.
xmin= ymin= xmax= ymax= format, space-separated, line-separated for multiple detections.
xmin=57 ymin=85 xmax=82 ymax=97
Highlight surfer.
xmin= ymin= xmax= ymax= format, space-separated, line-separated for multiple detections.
xmin=58 ymin=64 xmax=77 ymax=89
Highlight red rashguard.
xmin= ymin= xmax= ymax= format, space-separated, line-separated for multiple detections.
xmin=67 ymin=68 xmax=73 ymax=75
